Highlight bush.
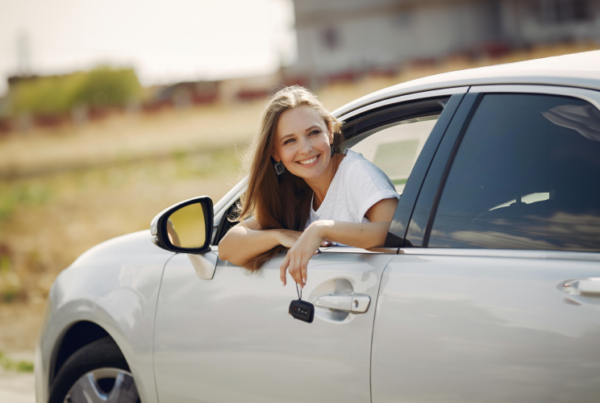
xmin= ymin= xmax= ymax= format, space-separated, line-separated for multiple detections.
xmin=10 ymin=66 xmax=142 ymax=117
xmin=75 ymin=66 xmax=142 ymax=108
xmin=0 ymin=350 xmax=34 ymax=372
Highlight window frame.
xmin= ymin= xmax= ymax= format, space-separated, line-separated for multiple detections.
xmin=417 ymin=84 xmax=600 ymax=250
xmin=211 ymin=87 xmax=470 ymax=249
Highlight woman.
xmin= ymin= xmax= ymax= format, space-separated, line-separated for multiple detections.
xmin=218 ymin=86 xmax=399 ymax=288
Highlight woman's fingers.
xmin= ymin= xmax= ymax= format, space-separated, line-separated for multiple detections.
xmin=289 ymin=255 xmax=303 ymax=288
xmin=292 ymin=257 xmax=303 ymax=287
xmin=282 ymin=228 xmax=322 ymax=288
xmin=280 ymin=253 xmax=290 ymax=286
xmin=300 ymin=255 xmax=309 ymax=286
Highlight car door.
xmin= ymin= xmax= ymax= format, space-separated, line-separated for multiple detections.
xmin=372 ymin=85 xmax=600 ymax=403
xmin=151 ymin=88 xmax=468 ymax=403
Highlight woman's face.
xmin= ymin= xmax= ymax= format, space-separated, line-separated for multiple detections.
xmin=272 ymin=106 xmax=334 ymax=182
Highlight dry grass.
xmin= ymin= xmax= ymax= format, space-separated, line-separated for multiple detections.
xmin=0 ymin=42 xmax=597 ymax=355
xmin=0 ymin=102 xmax=262 ymax=178
xmin=0 ymin=151 xmax=243 ymax=302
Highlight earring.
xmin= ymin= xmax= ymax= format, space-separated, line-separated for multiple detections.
xmin=330 ymin=144 xmax=336 ymax=157
xmin=274 ymin=161 xmax=285 ymax=175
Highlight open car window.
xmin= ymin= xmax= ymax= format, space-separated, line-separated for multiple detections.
xmin=213 ymin=96 xmax=453 ymax=246
xmin=349 ymin=115 xmax=440 ymax=195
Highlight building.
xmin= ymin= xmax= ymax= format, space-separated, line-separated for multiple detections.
xmin=291 ymin=0 xmax=600 ymax=81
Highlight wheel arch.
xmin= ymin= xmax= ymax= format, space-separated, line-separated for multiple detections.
xmin=49 ymin=321 xmax=121 ymax=386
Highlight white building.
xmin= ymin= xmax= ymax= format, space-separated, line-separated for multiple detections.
xmin=291 ymin=0 xmax=600 ymax=79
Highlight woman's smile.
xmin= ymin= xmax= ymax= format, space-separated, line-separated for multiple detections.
xmin=296 ymin=154 xmax=320 ymax=166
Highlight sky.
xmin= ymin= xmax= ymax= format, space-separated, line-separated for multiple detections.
xmin=0 ymin=0 xmax=296 ymax=95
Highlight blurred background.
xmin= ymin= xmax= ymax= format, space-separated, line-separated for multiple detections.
xmin=0 ymin=0 xmax=598 ymax=399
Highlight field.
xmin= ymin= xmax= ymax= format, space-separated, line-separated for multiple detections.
xmin=0 ymin=42 xmax=597 ymax=374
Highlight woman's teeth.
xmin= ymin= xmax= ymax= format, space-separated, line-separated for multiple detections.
xmin=298 ymin=156 xmax=318 ymax=165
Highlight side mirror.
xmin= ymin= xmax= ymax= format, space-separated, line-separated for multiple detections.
xmin=150 ymin=196 xmax=214 ymax=254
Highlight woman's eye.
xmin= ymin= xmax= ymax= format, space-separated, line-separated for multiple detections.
xmin=309 ymin=130 xmax=320 ymax=136
xmin=284 ymin=139 xmax=295 ymax=145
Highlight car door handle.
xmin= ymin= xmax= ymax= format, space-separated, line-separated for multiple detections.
xmin=314 ymin=294 xmax=371 ymax=313
xmin=579 ymin=278 xmax=600 ymax=295
xmin=563 ymin=278 xmax=600 ymax=296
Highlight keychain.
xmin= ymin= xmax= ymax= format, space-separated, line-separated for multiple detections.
xmin=288 ymin=283 xmax=315 ymax=323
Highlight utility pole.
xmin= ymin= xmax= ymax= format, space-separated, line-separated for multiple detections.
xmin=16 ymin=30 xmax=31 ymax=76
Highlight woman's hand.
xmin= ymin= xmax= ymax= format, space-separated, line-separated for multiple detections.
xmin=280 ymin=221 xmax=332 ymax=287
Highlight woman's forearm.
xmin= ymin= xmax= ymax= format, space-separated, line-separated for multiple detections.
xmin=218 ymin=225 xmax=282 ymax=266
xmin=314 ymin=220 xmax=390 ymax=250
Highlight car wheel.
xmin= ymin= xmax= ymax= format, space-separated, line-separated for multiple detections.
xmin=49 ymin=336 xmax=140 ymax=403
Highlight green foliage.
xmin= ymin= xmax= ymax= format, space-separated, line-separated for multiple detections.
xmin=0 ymin=183 xmax=52 ymax=222
xmin=16 ymin=360 xmax=35 ymax=372
xmin=76 ymin=66 xmax=142 ymax=108
xmin=0 ymin=350 xmax=34 ymax=372
xmin=0 ymin=255 xmax=20 ymax=303
xmin=10 ymin=66 xmax=142 ymax=117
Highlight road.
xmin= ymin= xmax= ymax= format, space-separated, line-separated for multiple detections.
xmin=0 ymin=369 xmax=35 ymax=403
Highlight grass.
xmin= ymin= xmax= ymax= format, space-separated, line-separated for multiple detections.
xmin=0 ymin=350 xmax=34 ymax=373
xmin=0 ymin=147 xmax=245 ymax=302
xmin=0 ymin=183 xmax=53 ymax=221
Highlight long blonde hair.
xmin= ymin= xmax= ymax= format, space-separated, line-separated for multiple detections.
xmin=238 ymin=86 xmax=343 ymax=271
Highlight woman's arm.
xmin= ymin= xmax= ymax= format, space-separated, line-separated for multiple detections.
xmin=280 ymin=198 xmax=398 ymax=286
xmin=218 ymin=217 xmax=302 ymax=267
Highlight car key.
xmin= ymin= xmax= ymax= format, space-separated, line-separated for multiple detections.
xmin=289 ymin=283 xmax=314 ymax=323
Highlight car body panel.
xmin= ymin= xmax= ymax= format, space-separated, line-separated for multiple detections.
xmin=35 ymin=231 xmax=173 ymax=403
xmin=370 ymin=81 xmax=600 ymax=402
xmin=334 ymin=51 xmax=600 ymax=117
xmin=337 ymin=87 xmax=468 ymax=121
xmin=372 ymin=250 xmax=600 ymax=403
xmin=153 ymin=251 xmax=394 ymax=403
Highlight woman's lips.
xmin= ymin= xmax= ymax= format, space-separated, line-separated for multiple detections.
xmin=295 ymin=154 xmax=320 ymax=167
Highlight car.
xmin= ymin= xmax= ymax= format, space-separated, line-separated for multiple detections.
xmin=36 ymin=51 xmax=600 ymax=403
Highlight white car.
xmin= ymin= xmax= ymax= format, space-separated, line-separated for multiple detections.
xmin=36 ymin=51 xmax=600 ymax=403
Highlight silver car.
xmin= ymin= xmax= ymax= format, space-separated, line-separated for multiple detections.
xmin=36 ymin=51 xmax=600 ymax=403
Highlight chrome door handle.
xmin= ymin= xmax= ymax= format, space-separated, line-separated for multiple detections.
xmin=563 ymin=278 xmax=600 ymax=296
xmin=579 ymin=278 xmax=600 ymax=295
xmin=314 ymin=294 xmax=371 ymax=313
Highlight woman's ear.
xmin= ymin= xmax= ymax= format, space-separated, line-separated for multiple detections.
xmin=272 ymin=150 xmax=281 ymax=163
xmin=327 ymin=122 xmax=335 ymax=143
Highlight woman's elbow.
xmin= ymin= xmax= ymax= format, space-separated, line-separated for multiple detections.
xmin=217 ymin=235 xmax=233 ymax=262
xmin=218 ymin=249 xmax=248 ymax=267
xmin=217 ymin=247 xmax=230 ymax=262
xmin=364 ymin=222 xmax=391 ymax=249
xmin=217 ymin=238 xmax=245 ymax=266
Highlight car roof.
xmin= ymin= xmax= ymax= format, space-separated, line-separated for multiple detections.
xmin=333 ymin=50 xmax=600 ymax=117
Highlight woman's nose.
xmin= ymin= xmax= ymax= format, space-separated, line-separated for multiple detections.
xmin=298 ymin=137 xmax=313 ymax=154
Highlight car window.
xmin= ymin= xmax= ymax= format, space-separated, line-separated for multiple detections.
xmin=428 ymin=93 xmax=600 ymax=252
xmin=349 ymin=116 xmax=439 ymax=194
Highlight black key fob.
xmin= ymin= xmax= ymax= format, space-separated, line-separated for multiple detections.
xmin=289 ymin=299 xmax=314 ymax=323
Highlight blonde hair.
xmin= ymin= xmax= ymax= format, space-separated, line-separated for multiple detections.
xmin=238 ymin=86 xmax=343 ymax=271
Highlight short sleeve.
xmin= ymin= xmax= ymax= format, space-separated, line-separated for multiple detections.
xmin=344 ymin=158 xmax=400 ymax=221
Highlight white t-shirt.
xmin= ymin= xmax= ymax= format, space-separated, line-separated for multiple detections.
xmin=306 ymin=149 xmax=399 ymax=227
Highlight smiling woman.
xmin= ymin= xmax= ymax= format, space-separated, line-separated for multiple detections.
xmin=218 ymin=86 xmax=399 ymax=286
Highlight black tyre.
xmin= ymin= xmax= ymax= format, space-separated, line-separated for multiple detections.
xmin=49 ymin=336 xmax=140 ymax=403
